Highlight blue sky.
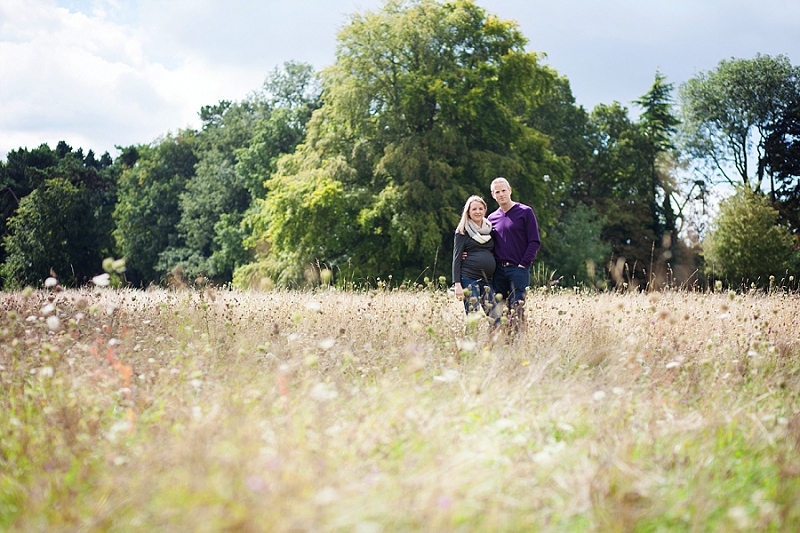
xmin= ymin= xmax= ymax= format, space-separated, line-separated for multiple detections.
xmin=1 ymin=0 xmax=799 ymax=160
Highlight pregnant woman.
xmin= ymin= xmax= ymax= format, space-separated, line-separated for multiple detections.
xmin=452 ymin=195 xmax=496 ymax=315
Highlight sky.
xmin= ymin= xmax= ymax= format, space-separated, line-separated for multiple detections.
xmin=1 ymin=0 xmax=800 ymax=161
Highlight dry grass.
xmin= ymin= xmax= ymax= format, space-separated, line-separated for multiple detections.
xmin=2 ymin=285 xmax=800 ymax=531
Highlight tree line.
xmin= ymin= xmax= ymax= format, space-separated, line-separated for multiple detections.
xmin=1 ymin=0 xmax=798 ymax=290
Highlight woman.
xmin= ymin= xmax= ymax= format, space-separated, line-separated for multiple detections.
xmin=452 ymin=195 xmax=496 ymax=315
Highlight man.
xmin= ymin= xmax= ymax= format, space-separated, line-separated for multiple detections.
xmin=487 ymin=177 xmax=540 ymax=332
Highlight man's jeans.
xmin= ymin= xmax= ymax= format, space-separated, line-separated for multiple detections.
xmin=492 ymin=264 xmax=529 ymax=331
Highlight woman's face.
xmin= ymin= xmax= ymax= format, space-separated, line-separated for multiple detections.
xmin=468 ymin=200 xmax=486 ymax=224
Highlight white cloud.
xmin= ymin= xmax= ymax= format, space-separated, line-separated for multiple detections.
xmin=0 ymin=0 xmax=271 ymax=157
xmin=1 ymin=0 xmax=799 ymax=159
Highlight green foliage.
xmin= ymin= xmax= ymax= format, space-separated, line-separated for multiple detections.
xmin=160 ymin=62 xmax=320 ymax=284
xmin=239 ymin=0 xmax=566 ymax=286
xmin=0 ymin=142 xmax=116 ymax=266
xmin=765 ymin=100 xmax=800 ymax=232
xmin=113 ymin=133 xmax=198 ymax=285
xmin=542 ymin=204 xmax=610 ymax=287
xmin=680 ymin=54 xmax=800 ymax=192
xmin=1 ymin=178 xmax=110 ymax=287
xmin=703 ymin=188 xmax=796 ymax=286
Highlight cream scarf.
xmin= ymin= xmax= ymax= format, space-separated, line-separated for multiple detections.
xmin=467 ymin=218 xmax=492 ymax=244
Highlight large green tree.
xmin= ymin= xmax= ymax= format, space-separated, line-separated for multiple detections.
xmin=113 ymin=133 xmax=197 ymax=285
xmin=159 ymin=62 xmax=321 ymax=283
xmin=634 ymin=72 xmax=680 ymax=244
xmin=764 ymin=100 xmax=800 ymax=231
xmin=1 ymin=142 xmax=118 ymax=287
xmin=1 ymin=177 xmax=110 ymax=287
xmin=238 ymin=0 xmax=566 ymax=286
xmin=680 ymin=54 xmax=800 ymax=194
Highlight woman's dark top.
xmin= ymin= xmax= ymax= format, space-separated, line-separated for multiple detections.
xmin=452 ymin=231 xmax=496 ymax=283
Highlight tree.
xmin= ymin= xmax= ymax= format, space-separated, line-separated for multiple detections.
xmin=159 ymin=62 xmax=321 ymax=283
xmin=764 ymin=99 xmax=800 ymax=232
xmin=238 ymin=0 xmax=566 ymax=286
xmin=703 ymin=188 xmax=795 ymax=287
xmin=2 ymin=178 xmax=109 ymax=287
xmin=541 ymin=204 xmax=610 ymax=287
xmin=680 ymin=54 xmax=800 ymax=193
xmin=634 ymin=72 xmax=680 ymax=243
xmin=113 ymin=133 xmax=198 ymax=285
xmin=0 ymin=144 xmax=59 ymax=263
xmin=0 ymin=142 xmax=118 ymax=285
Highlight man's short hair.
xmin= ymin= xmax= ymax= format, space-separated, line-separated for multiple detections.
xmin=491 ymin=177 xmax=510 ymax=191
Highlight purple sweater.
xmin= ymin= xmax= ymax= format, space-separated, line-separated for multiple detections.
xmin=487 ymin=202 xmax=540 ymax=268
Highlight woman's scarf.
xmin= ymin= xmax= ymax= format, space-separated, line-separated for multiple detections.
xmin=466 ymin=218 xmax=492 ymax=244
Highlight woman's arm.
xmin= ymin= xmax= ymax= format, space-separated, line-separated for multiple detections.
xmin=452 ymin=233 xmax=466 ymax=300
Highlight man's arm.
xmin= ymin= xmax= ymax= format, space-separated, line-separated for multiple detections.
xmin=520 ymin=208 xmax=541 ymax=268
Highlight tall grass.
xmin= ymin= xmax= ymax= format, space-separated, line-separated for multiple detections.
xmin=2 ymin=284 xmax=800 ymax=531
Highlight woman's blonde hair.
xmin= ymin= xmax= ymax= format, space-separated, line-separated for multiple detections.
xmin=455 ymin=195 xmax=488 ymax=234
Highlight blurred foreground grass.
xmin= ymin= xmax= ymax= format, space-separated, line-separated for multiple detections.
xmin=2 ymin=285 xmax=800 ymax=531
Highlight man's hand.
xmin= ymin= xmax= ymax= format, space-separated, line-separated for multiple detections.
xmin=462 ymin=252 xmax=467 ymax=260
xmin=454 ymin=283 xmax=464 ymax=301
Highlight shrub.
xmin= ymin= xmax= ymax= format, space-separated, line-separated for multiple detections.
xmin=703 ymin=187 xmax=795 ymax=287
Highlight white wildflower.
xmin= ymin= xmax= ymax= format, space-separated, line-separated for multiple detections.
xmin=92 ymin=273 xmax=111 ymax=286
xmin=310 ymin=382 xmax=338 ymax=402
xmin=433 ymin=369 xmax=459 ymax=383
xmin=318 ymin=338 xmax=336 ymax=350
xmin=592 ymin=390 xmax=606 ymax=401
xmin=46 ymin=315 xmax=61 ymax=332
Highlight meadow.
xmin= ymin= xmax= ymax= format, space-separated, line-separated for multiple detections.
xmin=2 ymin=281 xmax=800 ymax=531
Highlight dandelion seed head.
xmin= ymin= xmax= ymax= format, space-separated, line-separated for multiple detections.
xmin=44 ymin=277 xmax=58 ymax=288
xmin=318 ymin=338 xmax=335 ymax=350
xmin=46 ymin=315 xmax=61 ymax=332
xmin=592 ymin=390 xmax=606 ymax=401
xmin=41 ymin=303 xmax=55 ymax=316
xmin=310 ymin=382 xmax=338 ymax=402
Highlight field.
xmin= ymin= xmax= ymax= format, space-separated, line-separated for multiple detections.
xmin=2 ymin=283 xmax=800 ymax=531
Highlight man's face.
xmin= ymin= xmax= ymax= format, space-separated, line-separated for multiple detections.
xmin=491 ymin=183 xmax=512 ymax=205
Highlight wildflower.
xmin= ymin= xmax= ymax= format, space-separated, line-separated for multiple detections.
xmin=433 ymin=369 xmax=459 ymax=383
xmin=46 ymin=315 xmax=61 ymax=332
xmin=310 ymin=382 xmax=338 ymax=402
xmin=318 ymin=338 xmax=335 ymax=350
xmin=457 ymin=339 xmax=476 ymax=352
xmin=44 ymin=277 xmax=58 ymax=288
xmin=92 ymin=273 xmax=111 ymax=287
xmin=41 ymin=303 xmax=55 ymax=316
